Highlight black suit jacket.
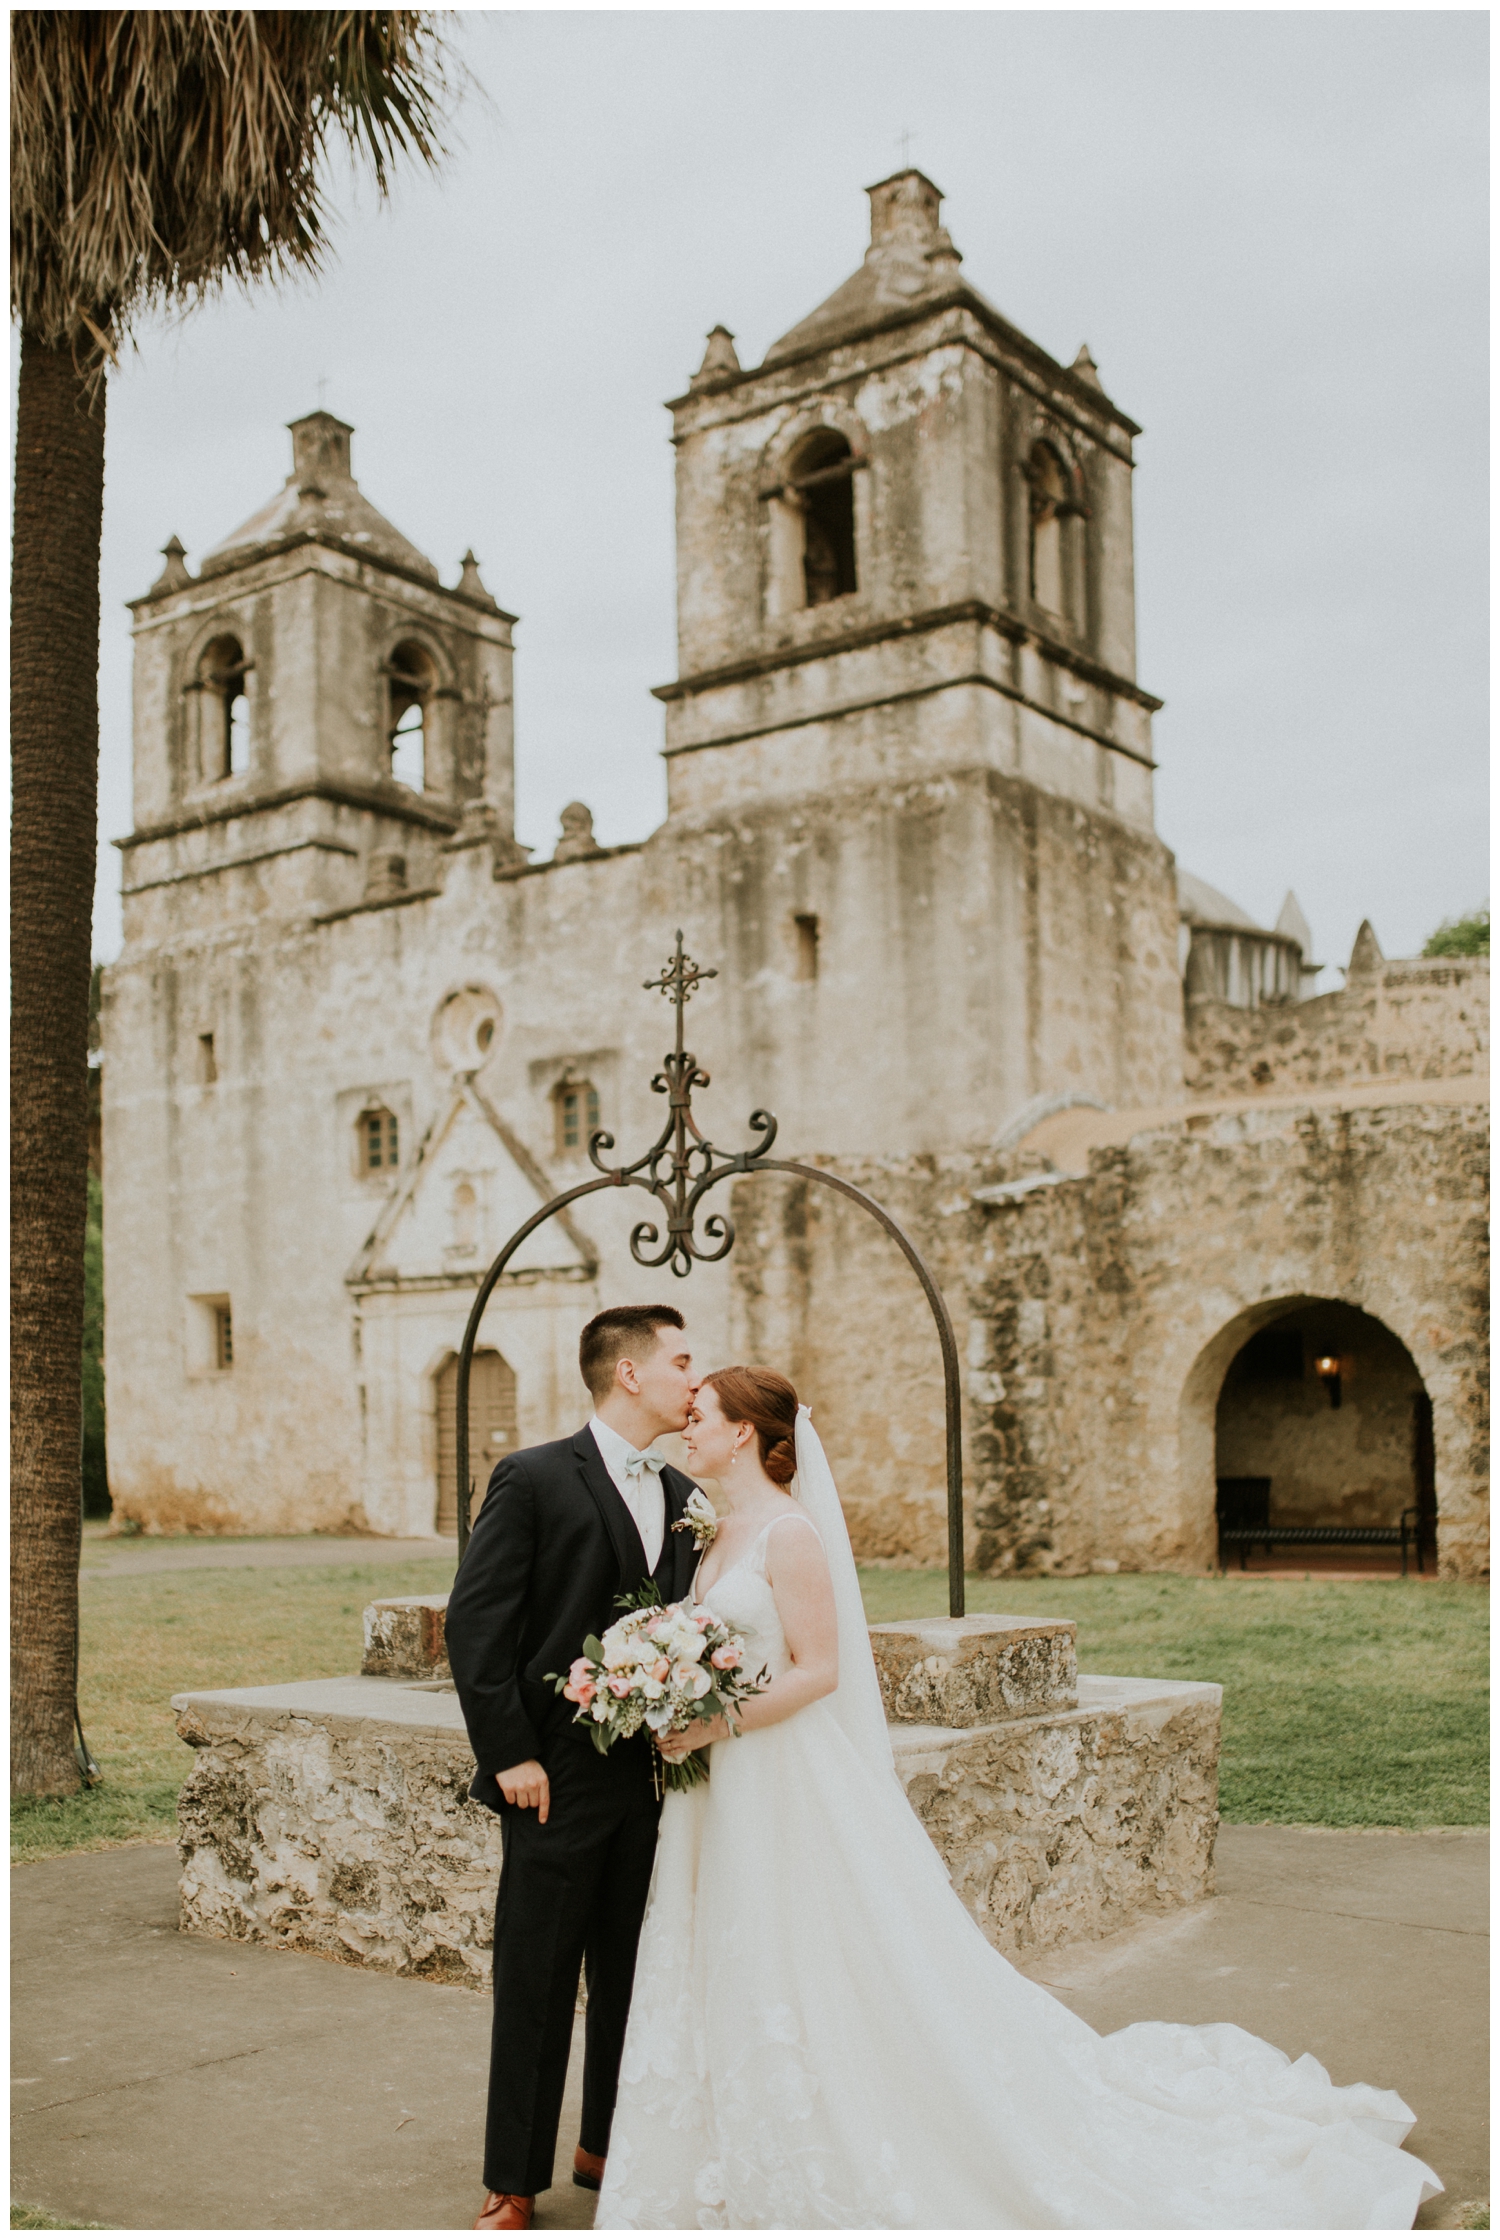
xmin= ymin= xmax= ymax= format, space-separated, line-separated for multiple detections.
xmin=446 ymin=1426 xmax=701 ymax=1816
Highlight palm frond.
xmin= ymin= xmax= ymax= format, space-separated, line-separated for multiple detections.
xmin=11 ymin=10 xmax=455 ymax=364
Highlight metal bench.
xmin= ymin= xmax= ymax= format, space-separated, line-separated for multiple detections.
xmin=1217 ymin=1509 xmax=1423 ymax=1576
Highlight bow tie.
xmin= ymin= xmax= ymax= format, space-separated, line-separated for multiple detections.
xmin=622 ymin=1450 xmax=665 ymax=1480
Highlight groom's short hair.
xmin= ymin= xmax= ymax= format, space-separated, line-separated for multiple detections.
xmin=579 ymin=1304 xmax=686 ymax=1401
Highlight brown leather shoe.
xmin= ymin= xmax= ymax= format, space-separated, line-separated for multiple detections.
xmin=473 ymin=2192 xmax=534 ymax=2230
xmin=573 ymin=2145 xmax=607 ymax=2192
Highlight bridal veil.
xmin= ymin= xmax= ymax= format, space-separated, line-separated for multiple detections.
xmin=790 ymin=1405 xmax=893 ymax=1778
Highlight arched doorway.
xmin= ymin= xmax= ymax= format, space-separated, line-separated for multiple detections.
xmin=1213 ymin=1301 xmax=1436 ymax=1570
xmin=435 ymin=1348 xmax=517 ymax=1535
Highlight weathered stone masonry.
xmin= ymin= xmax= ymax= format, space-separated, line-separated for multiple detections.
xmin=730 ymin=1085 xmax=1488 ymax=1579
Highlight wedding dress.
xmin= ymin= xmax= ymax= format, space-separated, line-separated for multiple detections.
xmin=596 ymin=1411 xmax=1440 ymax=2231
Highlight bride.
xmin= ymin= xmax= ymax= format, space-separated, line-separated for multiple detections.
xmin=595 ymin=1365 xmax=1440 ymax=2232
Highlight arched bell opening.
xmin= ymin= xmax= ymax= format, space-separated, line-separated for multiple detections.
xmin=1208 ymin=1300 xmax=1436 ymax=1573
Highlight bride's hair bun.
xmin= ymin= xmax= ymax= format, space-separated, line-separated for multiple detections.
xmin=700 ymin=1365 xmax=799 ymax=1486
xmin=762 ymin=1434 xmax=797 ymax=1488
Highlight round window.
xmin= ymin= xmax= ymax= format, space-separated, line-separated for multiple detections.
xmin=432 ymin=985 xmax=503 ymax=1076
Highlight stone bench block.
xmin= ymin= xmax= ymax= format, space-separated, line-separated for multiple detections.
xmin=361 ymin=1595 xmax=449 ymax=1678
xmin=892 ymin=1674 xmax=1222 ymax=1958
xmin=869 ymin=1612 xmax=1078 ymax=1726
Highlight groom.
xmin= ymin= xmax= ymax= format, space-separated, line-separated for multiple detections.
xmin=446 ymin=1304 xmax=702 ymax=2232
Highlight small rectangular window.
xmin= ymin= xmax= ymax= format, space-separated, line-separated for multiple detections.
xmin=198 ymin=1033 xmax=217 ymax=1085
xmin=794 ymin=914 xmax=820 ymax=982
xmin=214 ymin=1303 xmax=234 ymax=1370
xmin=361 ymin=1107 xmax=399 ymax=1173
xmin=557 ymin=1080 xmax=601 ymax=1154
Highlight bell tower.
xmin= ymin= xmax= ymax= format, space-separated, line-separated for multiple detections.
xmin=121 ymin=412 xmax=518 ymax=931
xmin=654 ymin=173 xmax=1185 ymax=1135
xmin=657 ymin=170 xmax=1160 ymax=836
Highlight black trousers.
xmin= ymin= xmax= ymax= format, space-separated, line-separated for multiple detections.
xmin=484 ymin=1743 xmax=661 ymax=2197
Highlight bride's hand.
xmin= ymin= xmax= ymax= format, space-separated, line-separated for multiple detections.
xmin=658 ymin=1716 xmax=731 ymax=1762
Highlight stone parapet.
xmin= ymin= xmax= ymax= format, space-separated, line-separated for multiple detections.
xmin=892 ymin=1674 xmax=1221 ymax=1958
xmin=869 ymin=1613 xmax=1077 ymax=1726
xmin=174 ymin=1676 xmax=495 ymax=1986
xmin=172 ymin=1662 xmax=1219 ymax=1987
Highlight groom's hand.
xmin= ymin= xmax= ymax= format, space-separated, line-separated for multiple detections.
xmin=496 ymin=1759 xmax=550 ymax=1822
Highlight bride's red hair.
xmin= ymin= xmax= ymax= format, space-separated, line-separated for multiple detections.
xmin=699 ymin=1365 xmax=799 ymax=1487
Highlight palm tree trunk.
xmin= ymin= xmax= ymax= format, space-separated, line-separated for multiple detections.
xmin=11 ymin=330 xmax=105 ymax=1796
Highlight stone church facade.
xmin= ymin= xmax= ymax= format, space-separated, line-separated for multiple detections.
xmin=101 ymin=172 xmax=1488 ymax=1577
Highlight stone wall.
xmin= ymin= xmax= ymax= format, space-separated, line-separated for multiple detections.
xmin=892 ymin=1678 xmax=1222 ymax=1957
xmin=729 ymin=1085 xmax=1489 ymax=1579
xmin=1185 ymin=953 xmax=1488 ymax=1100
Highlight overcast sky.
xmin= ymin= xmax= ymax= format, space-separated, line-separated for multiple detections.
xmin=84 ymin=8 xmax=1487 ymax=976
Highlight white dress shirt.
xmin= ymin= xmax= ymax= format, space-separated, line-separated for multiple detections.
xmin=588 ymin=1415 xmax=666 ymax=1570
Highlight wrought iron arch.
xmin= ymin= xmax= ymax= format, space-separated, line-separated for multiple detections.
xmin=454 ymin=934 xmax=966 ymax=1615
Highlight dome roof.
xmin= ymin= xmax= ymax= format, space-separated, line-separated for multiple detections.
xmin=1176 ymin=869 xmax=1266 ymax=932
xmin=200 ymin=412 xmax=438 ymax=583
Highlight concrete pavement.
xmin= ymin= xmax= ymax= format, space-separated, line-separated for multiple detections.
xmin=12 ymin=1827 xmax=1486 ymax=2230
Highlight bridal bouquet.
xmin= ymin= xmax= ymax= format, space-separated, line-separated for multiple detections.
xmin=549 ymin=1589 xmax=766 ymax=1793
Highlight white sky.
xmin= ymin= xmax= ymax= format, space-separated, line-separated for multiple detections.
xmin=87 ymin=8 xmax=1487 ymax=975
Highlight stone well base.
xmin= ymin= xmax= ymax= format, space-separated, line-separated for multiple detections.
xmin=172 ymin=1671 xmax=1221 ymax=1986
xmin=174 ymin=1678 xmax=498 ymax=1987
xmin=892 ymin=1675 xmax=1222 ymax=1957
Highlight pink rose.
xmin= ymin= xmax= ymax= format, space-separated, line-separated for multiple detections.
xmin=607 ymin=1675 xmax=633 ymax=1698
xmin=650 ymin=1657 xmax=671 ymax=1683
xmin=710 ymin=1644 xmax=740 ymax=1670
xmin=564 ymin=1677 xmax=596 ymax=1707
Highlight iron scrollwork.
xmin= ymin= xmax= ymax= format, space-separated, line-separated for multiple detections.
xmin=586 ymin=934 xmax=777 ymax=1276
xmin=453 ymin=933 xmax=966 ymax=1616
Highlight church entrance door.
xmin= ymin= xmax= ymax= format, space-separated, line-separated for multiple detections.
xmin=436 ymin=1348 xmax=517 ymax=1535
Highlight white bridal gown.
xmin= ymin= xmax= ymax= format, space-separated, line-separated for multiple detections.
xmin=596 ymin=1417 xmax=1440 ymax=2232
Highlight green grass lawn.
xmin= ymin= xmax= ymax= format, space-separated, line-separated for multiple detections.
xmin=10 ymin=1562 xmax=1487 ymax=1862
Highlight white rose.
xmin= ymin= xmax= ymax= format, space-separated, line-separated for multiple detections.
xmin=673 ymin=1662 xmax=712 ymax=1699
xmin=640 ymin=1676 xmax=665 ymax=1700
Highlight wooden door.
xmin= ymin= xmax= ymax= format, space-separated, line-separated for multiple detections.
xmin=435 ymin=1348 xmax=518 ymax=1535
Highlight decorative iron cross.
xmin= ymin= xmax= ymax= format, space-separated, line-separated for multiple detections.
xmin=642 ymin=931 xmax=717 ymax=1052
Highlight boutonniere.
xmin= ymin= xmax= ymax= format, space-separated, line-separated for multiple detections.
xmin=672 ymin=1487 xmax=720 ymax=1552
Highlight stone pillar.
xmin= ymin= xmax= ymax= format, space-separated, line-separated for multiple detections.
xmin=361 ymin=1595 xmax=449 ymax=1679
xmin=869 ymin=1613 xmax=1078 ymax=1724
